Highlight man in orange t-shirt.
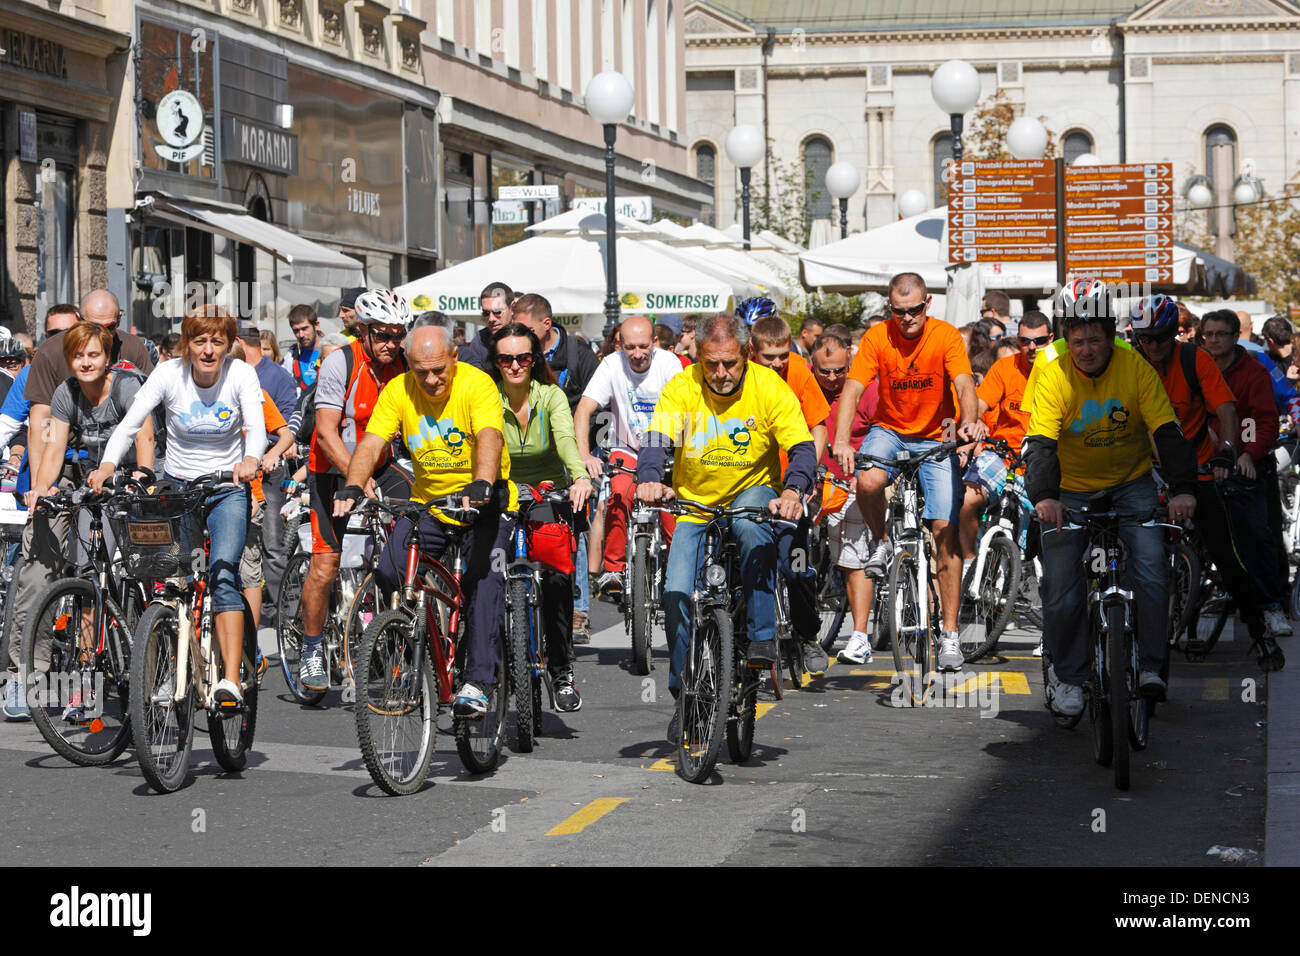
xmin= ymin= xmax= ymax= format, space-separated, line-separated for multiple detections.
xmin=831 ymin=272 xmax=985 ymax=673
xmin=749 ymin=316 xmax=833 ymax=673
xmin=957 ymin=309 xmax=1050 ymax=558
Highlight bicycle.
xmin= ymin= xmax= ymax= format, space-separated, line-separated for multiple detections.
xmin=855 ymin=442 xmax=959 ymax=706
xmin=1041 ymin=502 xmax=1177 ymax=791
xmin=655 ymin=497 xmax=799 ymax=783
xmin=352 ymin=492 xmax=507 ymax=795
xmin=811 ymin=470 xmax=851 ymax=655
xmin=958 ymin=439 xmax=1031 ymax=662
xmin=275 ymin=499 xmax=388 ymax=704
xmin=127 ymin=472 xmax=260 ymax=794
xmin=21 ymin=478 xmax=151 ymax=766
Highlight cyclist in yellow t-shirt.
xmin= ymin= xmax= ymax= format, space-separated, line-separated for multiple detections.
xmin=635 ymin=314 xmax=816 ymax=743
xmin=334 ymin=325 xmax=513 ymax=718
xmin=1022 ymin=279 xmax=1198 ymax=718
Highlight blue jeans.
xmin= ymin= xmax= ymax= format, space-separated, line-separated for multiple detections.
xmin=1039 ymin=475 xmax=1166 ymax=685
xmin=167 ymin=473 xmax=249 ymax=615
xmin=575 ymin=532 xmax=590 ymax=614
xmin=858 ymin=426 xmax=962 ymax=523
xmin=664 ymin=485 xmax=784 ymax=694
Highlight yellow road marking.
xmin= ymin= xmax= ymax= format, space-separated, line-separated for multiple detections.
xmin=947 ymin=671 xmax=1031 ymax=696
xmin=546 ymin=798 xmax=631 ymax=835
xmin=849 ymin=669 xmax=898 ymax=677
xmin=648 ymin=758 xmax=675 ymax=771
xmin=1202 ymin=678 xmax=1229 ymax=701
xmin=756 ymin=702 xmax=778 ymax=719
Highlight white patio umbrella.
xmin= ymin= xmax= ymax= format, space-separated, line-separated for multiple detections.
xmin=396 ymin=233 xmax=735 ymax=336
xmin=652 ymin=219 xmax=791 ymax=305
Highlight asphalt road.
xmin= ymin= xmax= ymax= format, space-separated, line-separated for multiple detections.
xmin=0 ymin=601 xmax=1269 ymax=867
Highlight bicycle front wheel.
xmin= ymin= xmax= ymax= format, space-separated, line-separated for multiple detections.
xmin=726 ymin=643 xmax=758 ymax=764
xmin=958 ymin=536 xmax=1021 ymax=662
xmin=1108 ymin=602 xmax=1132 ymax=790
xmin=209 ymin=600 xmax=259 ymax=773
xmin=455 ymin=629 xmax=508 ymax=774
xmin=629 ymin=536 xmax=654 ymax=676
xmin=888 ymin=549 xmax=930 ymax=707
xmin=676 ymin=605 xmax=732 ymax=783
xmin=355 ymin=609 xmax=435 ymax=795
xmin=506 ymin=578 xmax=537 ymax=754
xmin=129 ymin=603 xmax=196 ymax=794
xmin=23 ymin=578 xmax=131 ymax=766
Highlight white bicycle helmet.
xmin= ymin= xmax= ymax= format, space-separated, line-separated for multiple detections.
xmin=353 ymin=289 xmax=413 ymax=329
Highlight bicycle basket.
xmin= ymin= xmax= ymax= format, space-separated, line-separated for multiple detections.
xmin=110 ymin=496 xmax=196 ymax=579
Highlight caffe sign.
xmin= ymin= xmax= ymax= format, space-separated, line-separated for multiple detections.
xmin=152 ymin=89 xmax=205 ymax=163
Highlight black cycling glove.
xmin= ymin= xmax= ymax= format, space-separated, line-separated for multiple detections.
xmin=464 ymin=479 xmax=494 ymax=503
xmin=334 ymin=484 xmax=365 ymax=503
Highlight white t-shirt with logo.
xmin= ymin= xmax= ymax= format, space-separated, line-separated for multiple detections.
xmin=582 ymin=349 xmax=683 ymax=454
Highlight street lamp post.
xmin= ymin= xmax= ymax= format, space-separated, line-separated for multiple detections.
xmin=584 ymin=71 xmax=635 ymax=338
xmin=930 ymin=59 xmax=981 ymax=166
xmin=825 ymin=161 xmax=860 ymax=239
xmin=725 ymin=124 xmax=765 ymax=250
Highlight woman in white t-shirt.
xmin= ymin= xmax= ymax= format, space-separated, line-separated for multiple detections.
xmin=90 ymin=308 xmax=266 ymax=709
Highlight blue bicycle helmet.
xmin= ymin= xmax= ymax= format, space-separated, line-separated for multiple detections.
xmin=1128 ymin=294 xmax=1180 ymax=337
xmin=734 ymin=296 xmax=779 ymax=325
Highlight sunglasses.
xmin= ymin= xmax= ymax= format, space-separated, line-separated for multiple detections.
xmin=368 ymin=330 xmax=405 ymax=344
xmin=481 ymin=308 xmax=506 ymax=318
xmin=1018 ymin=334 xmax=1051 ymax=346
xmin=495 ymin=352 xmax=535 ymax=369
xmin=815 ymin=365 xmax=848 ymax=376
xmin=889 ymin=301 xmax=928 ymax=317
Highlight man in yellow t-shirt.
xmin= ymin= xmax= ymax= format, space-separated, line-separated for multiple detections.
xmin=636 ymin=314 xmax=815 ymax=743
xmin=335 ymin=325 xmax=511 ymax=718
xmin=1022 ymin=279 xmax=1198 ymax=718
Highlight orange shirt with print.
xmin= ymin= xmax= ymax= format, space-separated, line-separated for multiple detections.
xmin=1150 ymin=344 xmax=1236 ymax=472
xmin=249 ymin=390 xmax=287 ymax=503
xmin=847 ymin=316 xmax=971 ymax=440
xmin=977 ymin=352 xmax=1033 ymax=452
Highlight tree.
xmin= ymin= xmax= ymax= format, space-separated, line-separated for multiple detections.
xmin=1230 ymin=193 xmax=1300 ymax=312
xmin=736 ymin=137 xmax=818 ymax=247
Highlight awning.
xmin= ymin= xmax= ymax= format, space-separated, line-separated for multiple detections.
xmin=149 ymin=197 xmax=365 ymax=288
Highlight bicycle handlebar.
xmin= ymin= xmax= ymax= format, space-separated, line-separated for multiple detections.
xmin=1041 ymin=505 xmax=1178 ymax=536
xmin=654 ymin=497 xmax=802 ymax=529
xmin=854 ymin=440 xmax=960 ymax=472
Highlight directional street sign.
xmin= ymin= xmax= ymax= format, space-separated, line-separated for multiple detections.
xmin=1064 ymin=163 xmax=1174 ymax=284
xmin=946 ymin=159 xmax=1058 ymax=264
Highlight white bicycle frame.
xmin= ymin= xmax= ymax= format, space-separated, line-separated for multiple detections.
xmin=171 ymin=587 xmax=218 ymax=709
xmin=965 ymin=517 xmax=1018 ymax=598
xmin=895 ymin=481 xmax=930 ymax=637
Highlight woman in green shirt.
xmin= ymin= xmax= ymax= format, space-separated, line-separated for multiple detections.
xmin=489 ymin=322 xmax=594 ymax=713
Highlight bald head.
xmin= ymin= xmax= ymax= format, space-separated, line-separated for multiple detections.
xmin=620 ymin=316 xmax=652 ymax=341
xmin=405 ymin=324 xmax=454 ymax=359
xmin=79 ymin=289 xmax=121 ymax=330
xmin=406 ymin=325 xmax=457 ymax=401
xmin=1235 ymin=310 xmax=1254 ymax=341
xmin=618 ymin=315 xmax=655 ymax=373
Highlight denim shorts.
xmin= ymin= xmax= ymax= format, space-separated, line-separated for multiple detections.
xmin=857 ymin=426 xmax=962 ymax=524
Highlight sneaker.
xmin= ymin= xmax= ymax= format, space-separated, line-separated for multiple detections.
xmin=453 ymin=682 xmax=489 ymax=718
xmin=1032 ymin=641 xmax=1044 ymax=658
xmin=595 ymin=571 xmax=623 ymax=602
xmin=1053 ymin=681 xmax=1085 ymax=717
xmin=1138 ymin=670 xmax=1167 ymax=701
xmin=61 ymin=688 xmax=87 ymax=723
xmin=838 ymin=632 xmax=873 ymax=665
xmin=213 ymin=677 xmax=244 ymax=711
xmin=2 ymin=675 xmax=29 ymax=721
xmin=299 ymin=644 xmax=328 ymax=692
xmin=1264 ymin=606 xmax=1292 ymax=636
xmin=937 ymin=631 xmax=963 ymax=671
xmin=801 ymin=639 xmax=829 ymax=675
xmin=255 ymin=648 xmax=268 ymax=687
xmin=554 ymin=671 xmax=582 ymax=713
xmin=572 ymin=610 xmax=591 ymax=645
xmin=666 ymin=708 xmax=680 ymax=746
xmin=747 ymin=639 xmax=778 ymax=667
xmin=863 ymin=540 xmax=891 ymax=578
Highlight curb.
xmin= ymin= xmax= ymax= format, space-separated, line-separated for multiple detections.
xmin=1267 ymin=625 xmax=1300 ymax=866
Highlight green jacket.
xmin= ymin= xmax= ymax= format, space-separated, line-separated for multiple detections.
xmin=499 ymin=378 xmax=588 ymax=489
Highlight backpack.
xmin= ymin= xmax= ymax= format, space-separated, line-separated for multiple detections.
xmin=1177 ymin=342 xmax=1208 ymax=446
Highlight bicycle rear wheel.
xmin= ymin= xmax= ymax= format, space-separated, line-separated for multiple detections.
xmin=958 ymin=536 xmax=1021 ymax=662
xmin=129 ymin=603 xmax=196 ymax=794
xmin=342 ymin=569 xmax=383 ymax=684
xmin=209 ymin=600 xmax=259 ymax=773
xmin=888 ymin=549 xmax=930 ymax=707
xmin=1167 ymin=539 xmax=1200 ymax=650
xmin=726 ymin=642 xmax=758 ymax=763
xmin=1108 ymin=602 xmax=1131 ymax=790
xmin=677 ymin=605 xmax=732 ymax=783
xmin=276 ymin=552 xmax=326 ymax=705
xmin=355 ymin=609 xmax=435 ymax=795
xmin=454 ymin=629 xmax=507 ymax=774
xmin=506 ymin=578 xmax=537 ymax=754
xmin=23 ymin=578 xmax=131 ymax=766
xmin=629 ymin=536 xmax=654 ymax=676
xmin=817 ymin=565 xmax=849 ymax=654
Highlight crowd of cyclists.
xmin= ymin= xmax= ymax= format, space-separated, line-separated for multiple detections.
xmin=0 ymin=267 xmax=1291 ymax=783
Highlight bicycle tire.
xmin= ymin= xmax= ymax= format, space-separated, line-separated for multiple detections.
xmin=209 ymin=600 xmax=259 ymax=773
xmin=870 ymin=576 xmax=891 ymax=651
xmin=22 ymin=577 xmax=132 ymax=766
xmin=629 ymin=535 xmax=654 ymax=676
xmin=726 ymin=648 xmax=758 ymax=763
xmin=354 ymin=608 xmax=435 ymax=795
xmin=506 ymin=578 xmax=537 ymax=754
xmin=454 ymin=629 xmax=507 ymax=775
xmin=817 ymin=565 xmax=849 ymax=654
xmin=1184 ymin=588 xmax=1233 ymax=661
xmin=888 ymin=549 xmax=929 ymax=707
xmin=342 ymin=569 xmax=383 ymax=685
xmin=129 ymin=602 xmax=196 ymax=794
xmin=958 ymin=536 xmax=1021 ymax=662
xmin=276 ymin=552 xmax=326 ymax=705
xmin=1108 ymin=602 xmax=1131 ymax=790
xmin=676 ymin=605 xmax=732 ymax=783
xmin=1292 ymin=570 xmax=1300 ymax=622
xmin=1167 ymin=539 xmax=1201 ymax=649
xmin=1087 ymin=604 xmax=1113 ymax=768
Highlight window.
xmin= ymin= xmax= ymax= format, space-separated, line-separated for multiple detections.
xmin=1205 ymin=124 xmax=1237 ymax=236
xmin=932 ymin=133 xmax=954 ymax=207
xmin=1063 ymin=130 xmax=1094 ymax=165
xmin=694 ymin=142 xmax=717 ymax=225
xmin=803 ymin=136 xmax=832 ymax=221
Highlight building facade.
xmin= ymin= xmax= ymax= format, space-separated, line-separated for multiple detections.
xmin=685 ymin=0 xmax=1300 ymax=260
